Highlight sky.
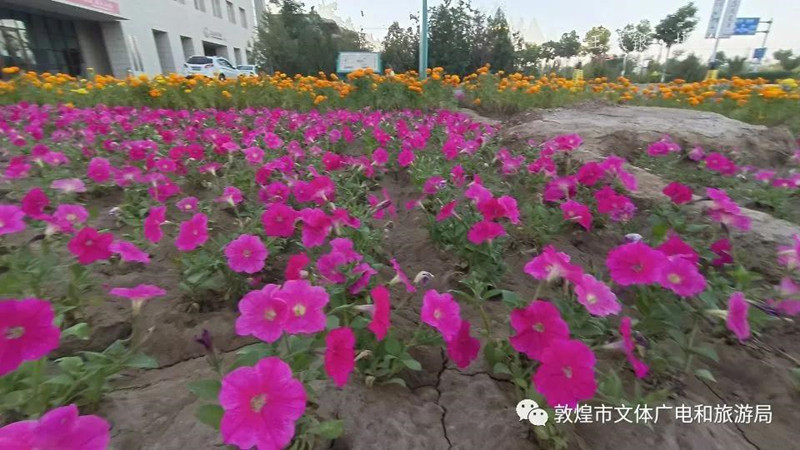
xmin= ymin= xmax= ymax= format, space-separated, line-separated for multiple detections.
xmin=303 ymin=0 xmax=800 ymax=63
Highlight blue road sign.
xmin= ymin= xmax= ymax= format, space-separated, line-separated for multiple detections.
xmin=753 ymin=47 xmax=767 ymax=60
xmin=733 ymin=18 xmax=760 ymax=35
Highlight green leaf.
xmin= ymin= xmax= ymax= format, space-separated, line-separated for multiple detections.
xmin=492 ymin=363 xmax=512 ymax=375
xmin=695 ymin=368 xmax=717 ymax=383
xmin=692 ymin=346 xmax=719 ymax=363
xmin=195 ymin=404 xmax=224 ymax=430
xmin=188 ymin=379 xmax=221 ymax=400
xmin=382 ymin=377 xmax=407 ymax=388
xmin=57 ymin=356 xmax=84 ymax=374
xmin=126 ymin=353 xmax=159 ymax=369
xmin=401 ymin=357 xmax=422 ymax=371
xmin=326 ymin=315 xmax=340 ymax=330
xmin=62 ymin=323 xmax=91 ymax=340
xmin=309 ymin=420 xmax=344 ymax=439
xmin=384 ymin=338 xmax=402 ymax=356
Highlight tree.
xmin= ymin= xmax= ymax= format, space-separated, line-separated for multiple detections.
xmin=518 ymin=43 xmax=542 ymax=73
xmin=428 ymin=0 xmax=476 ymax=75
xmin=555 ymin=30 xmax=581 ymax=67
xmin=617 ymin=20 xmax=652 ymax=76
xmin=654 ymin=2 xmax=698 ymax=81
xmin=583 ymin=26 xmax=611 ymax=57
xmin=382 ymin=21 xmax=419 ymax=73
xmin=540 ymin=41 xmax=558 ymax=68
xmin=485 ymin=8 xmax=516 ymax=73
xmin=725 ymin=56 xmax=747 ymax=76
xmin=773 ymin=50 xmax=800 ymax=71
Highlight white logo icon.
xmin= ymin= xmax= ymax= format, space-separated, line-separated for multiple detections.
xmin=515 ymin=399 xmax=549 ymax=426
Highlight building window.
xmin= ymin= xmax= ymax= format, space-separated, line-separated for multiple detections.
xmin=211 ymin=0 xmax=222 ymax=18
xmin=226 ymin=1 xmax=235 ymax=23
xmin=0 ymin=7 xmax=83 ymax=76
xmin=233 ymin=47 xmax=241 ymax=65
xmin=194 ymin=0 xmax=205 ymax=12
xmin=152 ymin=30 xmax=175 ymax=73
xmin=239 ymin=7 xmax=247 ymax=28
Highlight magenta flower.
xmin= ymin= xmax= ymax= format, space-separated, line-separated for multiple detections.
xmin=662 ymin=182 xmax=693 ymax=205
xmin=706 ymin=188 xmax=751 ymax=231
xmin=421 ymin=290 xmax=461 ymax=340
xmin=235 ymin=284 xmax=287 ymax=343
xmin=67 ymin=227 xmax=114 ymax=265
xmin=175 ymin=196 xmax=198 ymax=213
xmin=0 ymin=404 xmax=110 ymax=450
xmin=560 ymin=200 xmax=592 ymax=231
xmin=726 ymin=292 xmax=750 ymax=342
xmin=509 ymin=300 xmax=570 ymax=361
xmin=647 ymin=137 xmax=680 ymax=156
xmin=688 ymin=146 xmax=706 ymax=161
xmin=175 ymin=213 xmax=209 ymax=252
xmin=143 ymin=206 xmax=167 ymax=244
xmin=704 ymin=152 xmax=738 ymax=176
xmin=777 ymin=234 xmax=800 ymax=270
xmin=0 ymin=298 xmax=60 ymax=376
xmin=553 ymin=133 xmax=583 ymax=151
xmin=595 ymin=186 xmax=636 ymax=222
xmin=225 ymin=234 xmax=269 ymax=274
xmin=436 ymin=201 xmax=458 ymax=222
xmin=619 ymin=318 xmax=649 ymax=378
xmin=658 ymin=257 xmax=707 ymax=297
xmin=298 ymin=208 xmax=332 ymax=248
xmin=21 ymin=188 xmax=49 ymax=218
xmin=467 ymin=220 xmax=505 ymax=245
xmin=285 ymin=252 xmax=310 ymax=281
xmin=109 ymin=284 xmax=167 ymax=315
xmin=219 ymin=357 xmax=306 ymax=450
xmin=524 ymin=245 xmax=583 ymax=284
xmin=110 ymin=240 xmax=151 ymax=264
xmin=389 ymin=258 xmax=416 ymax=293
xmin=217 ymin=186 xmax=244 ymax=206
xmin=53 ymin=204 xmax=89 ymax=232
xmin=543 ymin=176 xmax=577 ymax=202
xmin=368 ymin=286 xmax=391 ymax=341
xmin=325 ymin=327 xmax=356 ymax=388
xmin=397 ymin=148 xmax=415 ymax=167
xmin=317 ymin=238 xmax=362 ymax=284
xmin=606 ymin=242 xmax=664 ymax=286
xmin=261 ymin=203 xmax=298 ymax=238
xmin=50 ymin=178 xmax=86 ymax=193
xmin=446 ymin=320 xmax=481 ymax=369
xmin=576 ymin=161 xmax=605 ymax=186
xmin=711 ymin=238 xmax=734 ymax=266
xmin=349 ymin=263 xmax=377 ymax=295
xmin=573 ymin=275 xmax=621 ymax=316
xmin=0 ymin=205 xmax=26 ymax=235
xmin=280 ymin=280 xmax=329 ymax=335
xmin=533 ymin=339 xmax=597 ymax=408
xmin=657 ymin=233 xmax=699 ymax=265
xmin=87 ymin=157 xmax=112 ymax=183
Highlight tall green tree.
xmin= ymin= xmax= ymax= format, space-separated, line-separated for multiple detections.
xmin=518 ymin=43 xmax=542 ymax=73
xmin=654 ymin=2 xmax=698 ymax=81
xmin=428 ymin=0 xmax=475 ymax=74
xmin=555 ymin=30 xmax=581 ymax=67
xmin=485 ymin=9 xmax=516 ymax=72
xmin=382 ymin=21 xmax=419 ymax=73
xmin=617 ymin=20 xmax=652 ymax=76
xmin=583 ymin=26 xmax=611 ymax=57
xmin=773 ymin=50 xmax=800 ymax=71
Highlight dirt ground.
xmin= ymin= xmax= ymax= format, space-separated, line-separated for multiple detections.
xmin=83 ymin=105 xmax=800 ymax=450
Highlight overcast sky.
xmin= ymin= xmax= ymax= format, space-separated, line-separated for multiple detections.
xmin=304 ymin=0 xmax=799 ymax=62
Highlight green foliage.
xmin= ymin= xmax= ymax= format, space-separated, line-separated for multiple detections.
xmin=485 ymin=9 xmax=516 ymax=73
xmin=654 ymin=2 xmax=699 ymax=49
xmin=382 ymin=21 xmax=419 ymax=73
xmin=617 ymin=20 xmax=653 ymax=54
xmin=583 ymin=26 xmax=611 ymax=57
xmin=555 ymin=31 xmax=582 ymax=60
xmin=773 ymin=49 xmax=800 ymax=72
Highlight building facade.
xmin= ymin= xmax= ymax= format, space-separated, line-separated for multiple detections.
xmin=0 ymin=0 xmax=257 ymax=77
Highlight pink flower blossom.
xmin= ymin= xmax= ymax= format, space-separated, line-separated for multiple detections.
xmin=777 ymin=234 xmax=800 ymax=270
xmin=442 ymin=320 xmax=480 ymax=369
xmin=464 ymin=179 xmax=493 ymax=204
xmin=619 ymin=318 xmax=649 ymax=378
xmin=0 ymin=298 xmax=60 ymax=376
xmin=573 ymin=274 xmax=621 ymax=316
xmin=219 ymin=357 xmax=306 ymax=450
xmin=0 ymin=205 xmax=26 ymax=235
xmin=552 ymin=133 xmax=583 ymax=151
xmin=647 ymin=137 xmax=680 ymax=156
xmin=68 ymin=227 xmax=114 ymax=264
xmin=225 ymin=234 xmax=269 ymax=274
xmin=325 ymin=327 xmax=355 ymax=388
xmin=467 ymin=220 xmax=505 ymax=244
xmin=21 ymin=188 xmax=50 ymax=218
xmin=109 ymin=284 xmax=167 ymax=314
xmin=688 ymin=146 xmax=705 ymax=161
xmin=436 ymin=201 xmax=458 ymax=222
xmin=421 ymin=290 xmax=461 ymax=340
xmin=175 ymin=213 xmax=209 ymax=252
xmin=657 ymin=233 xmax=699 ymax=265
xmin=143 ymin=206 xmax=167 ymax=244
xmin=390 ymin=258 xmax=416 ymax=293
xmin=235 ymin=284 xmax=287 ymax=343
xmin=560 ymin=200 xmax=592 ymax=231
xmin=52 ymin=204 xmax=89 ymax=233
xmin=317 ymin=238 xmax=362 ymax=284
xmin=368 ymin=286 xmax=391 ymax=341
xmin=217 ymin=186 xmax=243 ymax=206
xmin=662 ymin=182 xmax=693 ymax=205
xmin=349 ymin=263 xmax=377 ymax=294
xmin=726 ymin=292 xmax=750 ymax=342
xmin=543 ymin=176 xmax=577 ymax=202
xmin=704 ymin=152 xmax=737 ymax=176
xmin=298 ymin=208 xmax=332 ymax=248
xmin=524 ymin=246 xmax=583 ymax=284
xmin=606 ymin=242 xmax=664 ymax=286
xmin=261 ymin=203 xmax=298 ymax=238
xmin=706 ymin=188 xmax=751 ymax=231
xmin=576 ymin=162 xmax=605 ymax=186
xmin=397 ymin=148 xmax=415 ymax=167
xmin=533 ymin=339 xmax=597 ymax=408
xmin=51 ymin=178 xmax=86 ymax=194
xmin=285 ymin=253 xmax=310 ymax=280
xmin=176 ymin=196 xmax=198 ymax=212
xmin=509 ymin=300 xmax=570 ymax=361
xmin=710 ymin=238 xmax=734 ymax=266
xmin=281 ymin=280 xmax=329 ymax=335
xmin=595 ymin=186 xmax=636 ymax=222
xmin=87 ymin=157 xmax=112 ymax=183
xmin=657 ymin=257 xmax=707 ymax=297
xmin=110 ymin=240 xmax=151 ymax=264
xmin=0 ymin=404 xmax=110 ymax=450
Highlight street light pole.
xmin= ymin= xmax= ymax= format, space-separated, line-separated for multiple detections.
xmin=419 ymin=0 xmax=428 ymax=79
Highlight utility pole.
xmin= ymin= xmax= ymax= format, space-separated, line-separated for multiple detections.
xmin=419 ymin=0 xmax=428 ymax=79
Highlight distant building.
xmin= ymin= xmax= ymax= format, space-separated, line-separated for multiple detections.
xmin=0 ymin=0 xmax=256 ymax=77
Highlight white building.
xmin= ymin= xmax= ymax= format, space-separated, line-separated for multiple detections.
xmin=0 ymin=0 xmax=257 ymax=77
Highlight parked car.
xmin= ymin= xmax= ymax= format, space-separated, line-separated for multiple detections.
xmin=237 ymin=65 xmax=258 ymax=77
xmin=181 ymin=55 xmax=238 ymax=79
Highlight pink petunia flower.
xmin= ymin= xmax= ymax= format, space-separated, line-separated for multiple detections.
xmin=143 ymin=206 xmax=167 ymax=244
xmin=109 ymin=284 xmax=167 ymax=315
xmin=298 ymin=208 xmax=332 ymax=248
xmin=87 ymin=157 xmax=112 ymax=183
xmin=317 ymin=238 xmax=362 ymax=284
xmin=235 ymin=284 xmax=287 ymax=343
xmin=647 ymin=136 xmax=681 ymax=156
xmin=225 ymin=234 xmax=269 ymax=274
xmin=52 ymin=204 xmax=89 ymax=233
xmin=662 ymin=182 xmax=693 ymax=205
xmin=349 ymin=263 xmax=377 ymax=295
xmin=285 ymin=253 xmax=310 ymax=280
xmin=421 ymin=290 xmax=461 ymax=340
xmin=389 ymin=258 xmax=416 ymax=293
xmin=219 ymin=357 xmax=306 ymax=450
xmin=0 ymin=205 xmax=26 ymax=235
xmin=324 ymin=327 xmax=356 ymax=388
xmin=573 ymin=274 xmax=621 ymax=316
xmin=261 ymin=203 xmax=298 ymax=238
xmin=688 ymin=146 xmax=705 ymax=161
xmin=657 ymin=233 xmax=699 ymax=265
xmin=560 ymin=200 xmax=592 ymax=231
xmin=706 ymin=188 xmax=751 ymax=231
xmin=524 ymin=245 xmax=583 ymax=284
xmin=280 ymin=280 xmax=329 ymax=335
xmin=543 ymin=176 xmax=577 ymax=202
xmin=467 ymin=220 xmax=506 ymax=245
xmin=217 ymin=186 xmax=243 ymax=206
xmin=533 ymin=339 xmax=597 ymax=408
xmin=657 ymin=257 xmax=707 ymax=297
xmin=606 ymin=242 xmax=664 ymax=286
xmin=397 ymin=148 xmax=415 ymax=167
xmin=175 ymin=196 xmax=198 ymax=213
xmin=368 ymin=286 xmax=391 ymax=341
xmin=51 ymin=178 xmax=87 ymax=194
xmin=0 ymin=298 xmax=61 ymax=376
xmin=109 ymin=240 xmax=151 ymax=264
xmin=0 ymin=404 xmax=110 ymax=450
xmin=710 ymin=238 xmax=734 ymax=266
xmin=704 ymin=152 xmax=738 ymax=176
xmin=619 ymin=317 xmax=649 ymax=378
xmin=175 ymin=213 xmax=209 ymax=252
xmin=67 ymin=227 xmax=114 ymax=265
xmin=509 ymin=300 xmax=570 ymax=361
xmin=436 ymin=201 xmax=458 ymax=222
xmin=21 ymin=188 xmax=50 ymax=218
xmin=595 ymin=186 xmax=636 ymax=222
xmin=576 ymin=161 xmax=605 ymax=186
xmin=777 ymin=234 xmax=800 ymax=270
xmin=446 ymin=320 xmax=481 ymax=369
xmin=726 ymin=292 xmax=750 ymax=342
